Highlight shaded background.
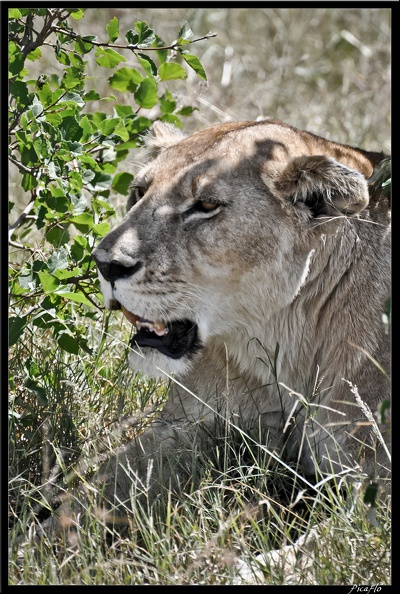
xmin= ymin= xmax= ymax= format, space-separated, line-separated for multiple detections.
xmin=10 ymin=7 xmax=391 ymax=210
xmin=81 ymin=8 xmax=391 ymax=144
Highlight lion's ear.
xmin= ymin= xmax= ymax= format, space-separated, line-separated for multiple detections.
xmin=277 ymin=155 xmax=369 ymax=216
xmin=147 ymin=121 xmax=186 ymax=150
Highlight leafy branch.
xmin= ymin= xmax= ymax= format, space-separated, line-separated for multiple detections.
xmin=8 ymin=8 xmax=212 ymax=356
xmin=50 ymin=24 xmax=217 ymax=52
xmin=14 ymin=8 xmax=79 ymax=60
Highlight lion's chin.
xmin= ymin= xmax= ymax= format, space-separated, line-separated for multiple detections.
xmin=128 ymin=348 xmax=192 ymax=380
xmin=127 ymin=319 xmax=201 ymax=379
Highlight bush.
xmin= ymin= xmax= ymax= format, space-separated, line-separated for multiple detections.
xmin=8 ymin=6 xmax=212 ymax=525
xmin=9 ymin=7 xmax=212 ymax=354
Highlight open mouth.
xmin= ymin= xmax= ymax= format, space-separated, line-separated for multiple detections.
xmin=122 ymin=306 xmax=200 ymax=360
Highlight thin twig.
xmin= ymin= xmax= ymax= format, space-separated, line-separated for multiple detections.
xmin=9 ymin=199 xmax=36 ymax=238
xmin=52 ymin=25 xmax=217 ymax=51
xmin=9 ymin=240 xmax=35 ymax=253
xmin=8 ymin=156 xmax=38 ymax=176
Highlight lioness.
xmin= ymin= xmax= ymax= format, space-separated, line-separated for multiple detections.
xmin=19 ymin=120 xmax=391 ymax=553
xmin=92 ymin=119 xmax=390 ymax=493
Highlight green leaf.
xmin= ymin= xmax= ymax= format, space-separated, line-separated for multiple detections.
xmin=137 ymin=53 xmax=158 ymax=77
xmin=36 ymin=83 xmax=53 ymax=107
xmin=38 ymin=270 xmax=59 ymax=292
xmin=58 ymin=91 xmax=85 ymax=108
xmin=160 ymin=114 xmax=182 ymax=128
xmin=45 ymin=112 xmax=62 ymax=126
xmin=21 ymin=172 xmax=38 ymax=192
xmin=9 ymin=8 xmax=22 ymax=18
xmin=62 ymin=140 xmax=82 ymax=155
xmin=70 ymin=212 xmax=94 ymax=232
xmin=59 ymin=116 xmax=83 ymax=142
xmin=69 ymin=9 xmax=85 ymax=20
xmin=56 ymin=330 xmax=80 ymax=354
xmin=80 ymin=115 xmax=98 ymax=138
xmin=91 ymin=198 xmax=115 ymax=218
xmin=78 ymin=337 xmax=93 ymax=355
xmin=26 ymin=47 xmax=42 ymax=62
xmin=55 ymin=49 xmax=71 ymax=66
xmin=46 ymin=224 xmax=71 ymax=247
xmin=159 ymin=62 xmax=187 ymax=81
xmin=134 ymin=78 xmax=158 ymax=109
xmin=154 ymin=35 xmax=168 ymax=64
xmin=24 ymin=377 xmax=48 ymax=406
xmin=99 ymin=117 xmax=121 ymax=136
xmin=9 ymin=80 xmax=32 ymax=106
xmin=61 ymin=64 xmax=85 ymax=89
xmin=134 ymin=21 xmax=156 ymax=47
xmin=126 ymin=30 xmax=139 ymax=46
xmin=48 ymin=248 xmax=69 ymax=273
xmin=113 ymin=124 xmax=129 ymax=141
xmin=179 ymin=50 xmax=207 ymax=80
xmin=106 ymin=16 xmax=119 ymax=43
xmin=20 ymin=141 xmax=38 ymax=166
xmin=93 ymin=222 xmax=111 ymax=237
xmin=176 ymin=106 xmax=197 ymax=117
xmin=87 ymin=172 xmax=113 ymax=192
xmin=9 ymin=316 xmax=27 ymax=347
xmin=91 ymin=111 xmax=107 ymax=126
xmin=108 ymin=67 xmax=143 ymax=93
xmin=53 ymin=268 xmax=81 ymax=281
xmin=70 ymin=239 xmax=85 ymax=262
xmin=74 ymin=234 xmax=90 ymax=247
xmin=31 ymin=97 xmax=44 ymax=117
xmin=74 ymin=35 xmax=95 ymax=54
xmin=55 ymin=291 xmax=95 ymax=308
xmin=79 ymin=154 xmax=102 ymax=172
xmin=9 ymin=40 xmax=18 ymax=56
xmin=25 ymin=358 xmax=40 ymax=378
xmin=83 ymin=90 xmax=101 ymax=102
xmin=114 ymin=104 xmax=134 ymax=117
xmin=112 ymin=172 xmax=134 ymax=195
xmin=159 ymin=90 xmax=176 ymax=114
xmin=177 ymin=22 xmax=194 ymax=45
xmin=69 ymin=52 xmax=85 ymax=69
xmin=95 ymin=47 xmax=126 ymax=68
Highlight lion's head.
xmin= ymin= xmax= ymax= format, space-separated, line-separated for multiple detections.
xmin=92 ymin=120 xmax=385 ymax=381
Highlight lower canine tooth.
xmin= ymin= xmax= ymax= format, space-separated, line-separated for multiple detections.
xmin=154 ymin=321 xmax=167 ymax=335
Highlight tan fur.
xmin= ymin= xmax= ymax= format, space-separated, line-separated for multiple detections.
xmin=22 ymin=121 xmax=390 ymax=546
xmin=93 ymin=120 xmax=390 ymax=493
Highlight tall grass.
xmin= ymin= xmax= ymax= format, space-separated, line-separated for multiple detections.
xmin=9 ymin=321 xmax=391 ymax=585
xmin=9 ymin=372 xmax=391 ymax=585
xmin=9 ymin=7 xmax=391 ymax=586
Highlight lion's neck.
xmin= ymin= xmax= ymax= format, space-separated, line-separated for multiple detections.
xmin=207 ymin=221 xmax=386 ymax=399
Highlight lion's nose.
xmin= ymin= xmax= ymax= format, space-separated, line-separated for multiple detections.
xmin=93 ymin=254 xmax=142 ymax=284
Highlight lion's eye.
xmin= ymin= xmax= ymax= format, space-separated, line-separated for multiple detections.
xmin=183 ymin=199 xmax=223 ymax=220
xmin=127 ymin=185 xmax=147 ymax=212
xmin=194 ymin=200 xmax=220 ymax=213
xmin=133 ymin=186 xmax=146 ymax=201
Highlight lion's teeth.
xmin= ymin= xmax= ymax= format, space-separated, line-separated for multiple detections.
xmin=136 ymin=320 xmax=168 ymax=336
xmin=121 ymin=306 xmax=168 ymax=336
xmin=153 ymin=321 xmax=168 ymax=335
